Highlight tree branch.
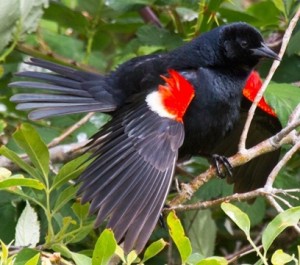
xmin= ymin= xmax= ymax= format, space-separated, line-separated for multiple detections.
xmin=238 ymin=7 xmax=300 ymax=151
xmin=47 ymin=112 xmax=95 ymax=148
xmin=168 ymin=188 xmax=300 ymax=212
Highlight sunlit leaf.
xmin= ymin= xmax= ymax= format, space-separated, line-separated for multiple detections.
xmin=0 ymin=177 xmax=44 ymax=190
xmin=13 ymin=123 xmax=49 ymax=179
xmin=271 ymin=249 xmax=293 ymax=265
xmin=221 ymin=203 xmax=250 ymax=237
xmin=142 ymin=239 xmax=167 ymax=262
xmin=0 ymin=146 xmax=40 ymax=180
xmin=167 ymin=211 xmax=192 ymax=263
xmin=196 ymin=256 xmax=228 ymax=265
xmin=183 ymin=209 xmax=216 ymax=257
xmin=92 ymin=229 xmax=117 ymax=265
xmin=24 ymin=253 xmax=40 ymax=265
xmin=262 ymin=206 xmax=300 ymax=254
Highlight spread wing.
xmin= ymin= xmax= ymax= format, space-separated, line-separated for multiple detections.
xmin=77 ymin=98 xmax=185 ymax=253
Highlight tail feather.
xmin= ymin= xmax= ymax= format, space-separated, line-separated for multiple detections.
xmin=9 ymin=58 xmax=120 ymax=119
xmin=10 ymin=81 xmax=88 ymax=95
xmin=27 ymin=105 xmax=113 ymax=120
xmin=14 ymin=72 xmax=81 ymax=89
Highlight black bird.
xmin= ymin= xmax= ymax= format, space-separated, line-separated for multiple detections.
xmin=213 ymin=71 xmax=282 ymax=193
xmin=9 ymin=22 xmax=279 ymax=253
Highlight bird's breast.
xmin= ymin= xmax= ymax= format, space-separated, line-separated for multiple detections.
xmin=179 ymin=69 xmax=245 ymax=157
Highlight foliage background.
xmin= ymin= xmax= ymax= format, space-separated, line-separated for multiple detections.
xmin=0 ymin=0 xmax=299 ymax=264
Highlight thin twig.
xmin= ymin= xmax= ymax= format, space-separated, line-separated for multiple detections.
xmin=239 ymin=7 xmax=300 ymax=152
xmin=47 ymin=112 xmax=95 ymax=148
xmin=266 ymin=196 xmax=300 ymax=233
xmin=265 ymin=137 xmax=300 ymax=188
xmin=168 ymin=188 xmax=300 ymax=212
xmin=226 ymin=234 xmax=263 ymax=264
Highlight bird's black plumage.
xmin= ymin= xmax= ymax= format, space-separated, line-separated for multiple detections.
xmin=213 ymin=97 xmax=282 ymax=193
xmin=9 ymin=22 xmax=279 ymax=253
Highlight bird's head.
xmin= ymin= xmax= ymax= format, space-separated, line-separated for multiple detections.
xmin=219 ymin=22 xmax=280 ymax=69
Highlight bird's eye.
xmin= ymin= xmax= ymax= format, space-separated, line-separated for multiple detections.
xmin=240 ymin=40 xmax=248 ymax=48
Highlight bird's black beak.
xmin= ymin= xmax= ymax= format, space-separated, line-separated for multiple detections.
xmin=251 ymin=42 xmax=280 ymax=61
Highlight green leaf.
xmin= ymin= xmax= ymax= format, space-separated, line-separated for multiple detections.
xmin=136 ymin=25 xmax=183 ymax=50
xmin=92 ymin=229 xmax=117 ymax=265
xmin=115 ymin=246 xmax=126 ymax=263
xmin=167 ymin=211 xmax=192 ymax=264
xmin=71 ymin=201 xmax=90 ymax=220
xmin=53 ymin=185 xmax=77 ymax=212
xmin=14 ymin=248 xmax=40 ymax=265
xmin=52 ymin=153 xmax=89 ymax=190
xmin=0 ymin=119 xmax=7 ymax=134
xmin=126 ymin=250 xmax=138 ymax=265
xmin=196 ymin=256 xmax=228 ymax=265
xmin=183 ymin=209 xmax=216 ymax=257
xmin=287 ymin=30 xmax=300 ymax=56
xmin=262 ymin=206 xmax=300 ymax=254
xmin=246 ymin=1 xmax=280 ymax=27
xmin=52 ymin=244 xmax=91 ymax=265
xmin=265 ymin=83 xmax=300 ymax=126
xmin=106 ymin=0 xmax=153 ymax=12
xmin=13 ymin=123 xmax=49 ymax=179
xmin=0 ymin=177 xmax=44 ymax=190
xmin=24 ymin=253 xmax=40 ymax=265
xmin=72 ymin=252 xmax=92 ymax=265
xmin=221 ymin=203 xmax=250 ymax=237
xmin=142 ymin=239 xmax=167 ymax=262
xmin=43 ymin=2 xmax=88 ymax=34
xmin=271 ymin=0 xmax=286 ymax=16
xmin=187 ymin=253 xmax=205 ymax=264
xmin=67 ymin=224 xmax=94 ymax=244
xmin=0 ymin=240 xmax=9 ymax=260
xmin=0 ymin=146 xmax=40 ymax=180
xmin=298 ymin=245 xmax=300 ymax=265
xmin=271 ymin=249 xmax=293 ymax=265
xmin=235 ymin=198 xmax=266 ymax=227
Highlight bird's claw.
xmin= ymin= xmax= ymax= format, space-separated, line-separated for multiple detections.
xmin=158 ymin=213 xmax=166 ymax=228
xmin=211 ymin=154 xmax=233 ymax=179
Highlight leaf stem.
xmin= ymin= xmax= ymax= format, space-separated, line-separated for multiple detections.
xmin=246 ymin=236 xmax=268 ymax=265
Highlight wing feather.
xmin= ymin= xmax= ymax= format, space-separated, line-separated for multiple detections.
xmin=77 ymin=98 xmax=184 ymax=253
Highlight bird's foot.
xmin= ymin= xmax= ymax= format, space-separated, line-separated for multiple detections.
xmin=158 ymin=213 xmax=166 ymax=229
xmin=211 ymin=154 xmax=233 ymax=179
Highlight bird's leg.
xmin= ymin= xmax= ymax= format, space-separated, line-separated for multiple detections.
xmin=158 ymin=213 xmax=167 ymax=229
xmin=210 ymin=154 xmax=233 ymax=179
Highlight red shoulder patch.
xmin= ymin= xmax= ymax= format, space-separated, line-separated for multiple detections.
xmin=158 ymin=69 xmax=195 ymax=122
xmin=243 ymin=71 xmax=276 ymax=117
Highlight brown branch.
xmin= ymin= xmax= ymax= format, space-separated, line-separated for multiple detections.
xmin=47 ymin=112 xmax=95 ymax=148
xmin=168 ymin=123 xmax=296 ymax=207
xmin=168 ymin=188 xmax=300 ymax=212
xmin=265 ymin=137 xmax=300 ymax=188
xmin=238 ymin=7 xmax=300 ymax=151
xmin=0 ymin=142 xmax=87 ymax=172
